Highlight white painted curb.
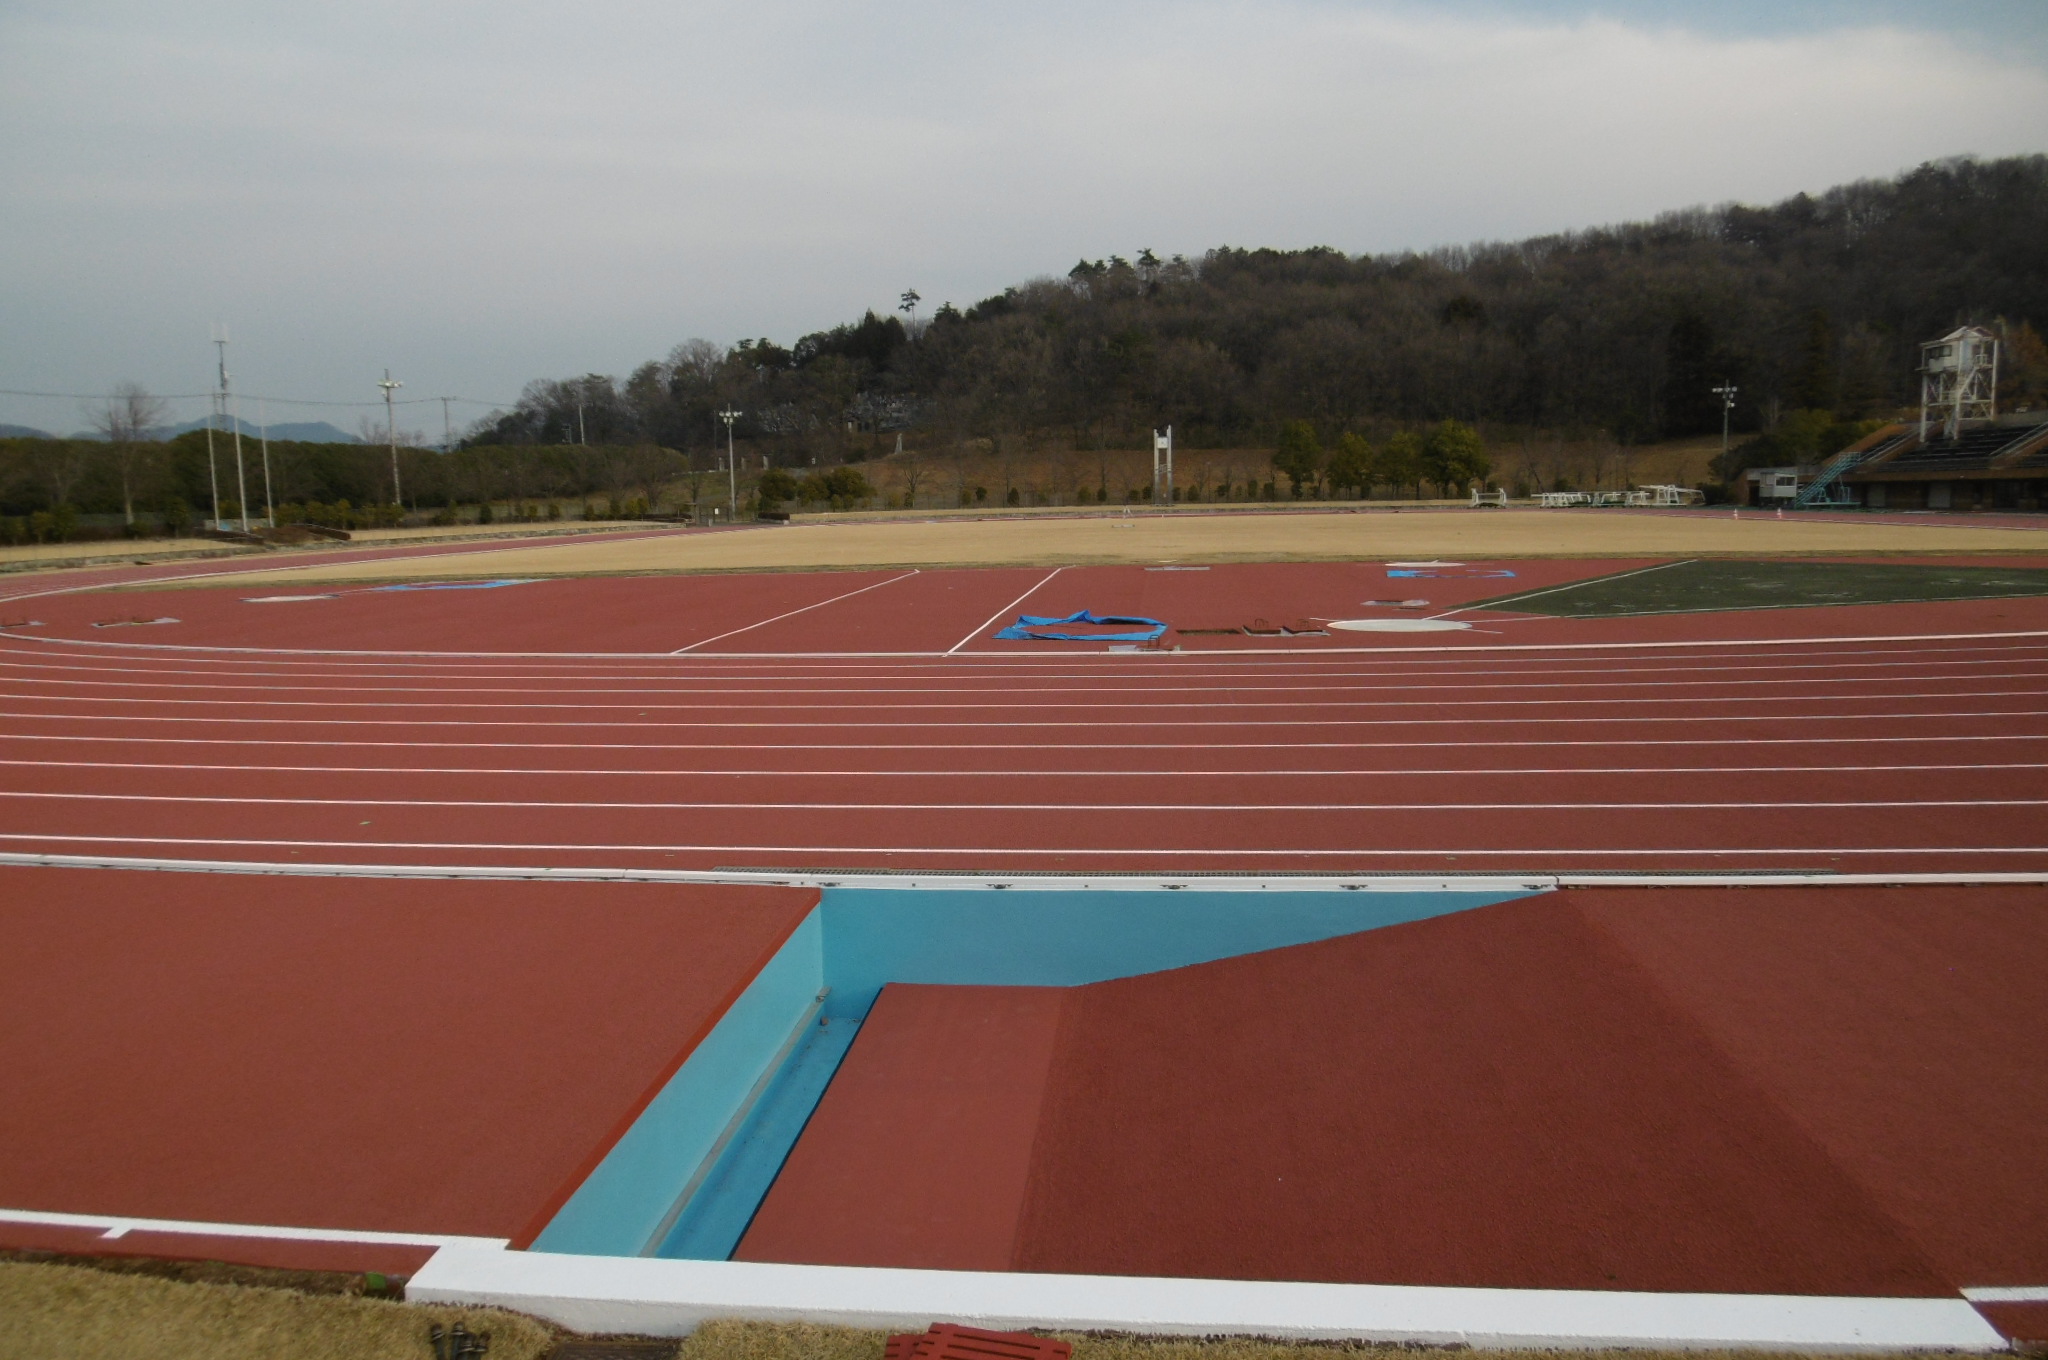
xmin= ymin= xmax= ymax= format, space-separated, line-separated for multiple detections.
xmin=407 ymin=1247 xmax=2009 ymax=1351
xmin=5 ymin=850 xmax=2048 ymax=890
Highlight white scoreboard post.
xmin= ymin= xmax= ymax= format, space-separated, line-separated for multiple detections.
xmin=1152 ymin=426 xmax=1173 ymax=506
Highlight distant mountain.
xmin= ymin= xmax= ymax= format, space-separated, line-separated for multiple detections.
xmin=0 ymin=423 xmax=55 ymax=439
xmin=64 ymin=416 xmax=363 ymax=443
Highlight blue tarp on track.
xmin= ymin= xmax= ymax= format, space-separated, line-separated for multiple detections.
xmin=369 ymin=579 xmax=541 ymax=592
xmin=993 ymin=609 xmax=1168 ymax=642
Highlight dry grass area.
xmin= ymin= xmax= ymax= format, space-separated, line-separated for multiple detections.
xmin=676 ymin=1319 xmax=1934 ymax=1360
xmin=0 ymin=1259 xmax=556 ymax=1360
xmin=199 ymin=507 xmax=2047 ymax=588
xmin=0 ymin=521 xmax=657 ymax=571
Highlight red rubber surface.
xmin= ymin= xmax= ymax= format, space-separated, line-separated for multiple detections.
xmin=736 ymin=984 xmax=1065 ymax=1270
xmin=3 ymin=557 xmax=2046 ymax=872
xmin=0 ymin=866 xmax=814 ymax=1240
xmin=738 ymin=886 xmax=2048 ymax=1299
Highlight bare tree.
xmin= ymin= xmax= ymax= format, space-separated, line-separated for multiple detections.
xmin=87 ymin=381 xmax=168 ymax=525
xmin=897 ymin=448 xmax=927 ymax=508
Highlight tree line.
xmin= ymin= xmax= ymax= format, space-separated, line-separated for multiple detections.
xmin=8 ymin=155 xmax=2045 ymax=539
xmin=469 ymin=154 xmax=2048 ymax=472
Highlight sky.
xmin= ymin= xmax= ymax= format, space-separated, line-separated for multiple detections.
xmin=2 ymin=0 xmax=2044 ymax=438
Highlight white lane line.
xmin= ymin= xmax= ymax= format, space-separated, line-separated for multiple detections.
xmin=0 ymin=1206 xmax=506 ymax=1250
xmin=6 ymin=631 xmax=2045 ymax=673
xmin=946 ymin=567 xmax=1064 ymax=654
xmin=9 ymin=757 xmax=2047 ymax=779
xmin=7 ymin=686 xmax=2046 ymax=714
xmin=2 ymin=831 xmax=2045 ymax=858
xmin=10 ymin=634 xmax=2048 ymax=675
xmin=7 ymin=791 xmax=2045 ymax=813
xmin=9 ymin=649 xmax=2048 ymax=689
xmin=12 ymin=625 xmax=2048 ymax=661
xmin=11 ymin=851 xmax=2048 ymax=891
xmin=6 ymin=731 xmax=2048 ymax=752
xmin=5 ymin=706 xmax=2045 ymax=731
xmin=10 ymin=666 xmax=2048 ymax=700
xmin=668 ymin=570 xmax=921 ymax=654
xmin=1426 ymin=559 xmax=1694 ymax=621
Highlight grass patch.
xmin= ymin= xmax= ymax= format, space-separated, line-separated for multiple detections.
xmin=1475 ymin=558 xmax=2048 ymax=618
xmin=677 ymin=1321 xmax=1943 ymax=1360
xmin=0 ymin=1259 xmax=556 ymax=1360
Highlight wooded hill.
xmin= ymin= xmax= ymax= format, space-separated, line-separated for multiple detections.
xmin=479 ymin=154 xmax=2048 ymax=466
xmin=7 ymin=155 xmax=2047 ymax=536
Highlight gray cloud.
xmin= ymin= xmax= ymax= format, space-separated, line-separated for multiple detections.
xmin=3 ymin=0 xmax=2044 ymax=434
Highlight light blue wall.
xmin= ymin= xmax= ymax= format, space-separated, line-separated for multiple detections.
xmin=530 ymin=884 xmax=1543 ymax=1255
xmin=530 ymin=910 xmax=825 ymax=1256
xmin=817 ymin=887 xmax=1528 ymax=1017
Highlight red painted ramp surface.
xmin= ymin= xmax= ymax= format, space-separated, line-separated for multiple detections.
xmin=738 ymin=985 xmax=1065 ymax=1270
xmin=740 ymin=885 xmax=2047 ymax=1299
xmin=0 ymin=867 xmax=815 ymax=1247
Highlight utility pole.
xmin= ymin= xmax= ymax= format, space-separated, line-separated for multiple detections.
xmin=379 ymin=370 xmax=404 ymax=508
xmin=202 ymin=373 xmax=222 ymax=533
xmin=214 ymin=327 xmax=249 ymax=531
xmin=1712 ymin=382 xmax=1738 ymax=467
xmin=718 ymin=408 xmax=741 ymax=520
xmin=257 ymin=397 xmax=275 ymax=527
xmin=440 ymin=396 xmax=454 ymax=452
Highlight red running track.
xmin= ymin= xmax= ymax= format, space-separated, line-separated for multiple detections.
xmin=740 ymin=886 xmax=2048 ymax=1302
xmin=0 ymin=865 xmax=814 ymax=1267
xmin=3 ymin=559 xmax=2048 ymax=871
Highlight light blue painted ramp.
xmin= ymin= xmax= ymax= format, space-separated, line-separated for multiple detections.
xmin=535 ymin=882 xmax=1546 ymax=1259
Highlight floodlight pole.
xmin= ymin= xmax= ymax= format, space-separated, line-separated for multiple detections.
xmin=718 ymin=408 xmax=741 ymax=519
xmin=1712 ymin=383 xmax=1737 ymax=465
xmin=213 ymin=329 xmax=248 ymax=531
xmin=379 ymin=370 xmax=404 ymax=509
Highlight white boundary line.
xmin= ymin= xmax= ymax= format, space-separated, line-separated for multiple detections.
xmin=1426 ymin=558 xmax=1694 ymax=621
xmin=0 ymin=1205 xmax=505 ymax=1250
xmin=406 ymin=1245 xmax=2007 ymax=1350
xmin=4 ymin=850 xmax=2047 ymax=888
xmin=12 ymin=757 xmax=2045 ymax=779
xmin=10 ymin=791 xmax=2048 ymax=813
xmin=6 ymin=836 xmax=2047 ymax=861
xmin=669 ymin=570 xmax=921 ymax=654
xmin=0 ymin=851 xmax=1546 ymax=891
xmin=8 ymin=624 xmax=2048 ymax=660
xmin=1964 ymin=1286 xmax=2048 ymax=1303
xmin=947 ymin=566 xmax=1063 ymax=654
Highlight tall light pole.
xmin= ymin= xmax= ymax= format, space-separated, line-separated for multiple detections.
xmin=1712 ymin=382 xmax=1738 ymax=466
xmin=718 ymin=408 xmax=741 ymax=520
xmin=379 ymin=370 xmax=404 ymax=508
xmin=214 ymin=326 xmax=249 ymax=531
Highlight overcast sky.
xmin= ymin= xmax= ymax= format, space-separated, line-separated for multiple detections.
xmin=2 ymin=0 xmax=2044 ymax=437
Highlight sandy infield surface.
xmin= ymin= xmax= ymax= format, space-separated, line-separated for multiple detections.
xmin=164 ymin=508 xmax=2048 ymax=586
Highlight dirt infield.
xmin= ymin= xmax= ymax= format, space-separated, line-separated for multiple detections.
xmin=184 ymin=508 xmax=2048 ymax=587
